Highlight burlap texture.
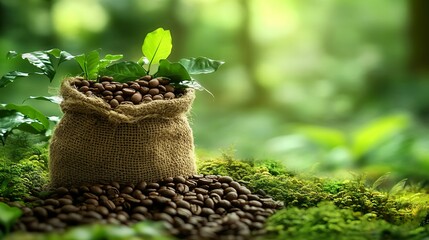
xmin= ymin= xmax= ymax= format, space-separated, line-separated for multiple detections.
xmin=49 ymin=77 xmax=196 ymax=187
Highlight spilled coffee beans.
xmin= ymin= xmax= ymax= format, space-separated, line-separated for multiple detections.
xmin=6 ymin=175 xmax=283 ymax=240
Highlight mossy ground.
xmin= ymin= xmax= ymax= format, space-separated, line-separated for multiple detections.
xmin=1 ymin=145 xmax=429 ymax=239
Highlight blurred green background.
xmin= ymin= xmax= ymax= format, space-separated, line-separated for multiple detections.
xmin=1 ymin=0 xmax=429 ymax=181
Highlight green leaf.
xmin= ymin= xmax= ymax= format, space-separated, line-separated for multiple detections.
xmin=99 ymin=61 xmax=146 ymax=82
xmin=156 ymin=59 xmax=191 ymax=83
xmin=371 ymin=172 xmax=391 ymax=190
xmin=389 ymin=178 xmax=407 ymax=195
xmin=0 ymin=109 xmax=44 ymax=145
xmin=75 ymin=50 xmax=100 ymax=80
xmin=137 ymin=56 xmax=149 ymax=66
xmin=0 ymin=202 xmax=22 ymax=234
xmin=0 ymin=71 xmax=29 ymax=88
xmin=352 ymin=115 xmax=409 ymax=158
xmin=3 ymin=104 xmax=50 ymax=129
xmin=21 ymin=51 xmax=56 ymax=81
xmin=142 ymin=28 xmax=172 ymax=72
xmin=98 ymin=54 xmax=123 ymax=70
xmin=47 ymin=48 xmax=75 ymax=65
xmin=296 ymin=125 xmax=346 ymax=149
xmin=179 ymin=57 xmax=225 ymax=74
xmin=24 ymin=96 xmax=63 ymax=104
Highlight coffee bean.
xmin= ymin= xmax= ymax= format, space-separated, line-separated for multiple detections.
xmin=229 ymin=181 xmax=241 ymax=191
xmin=163 ymin=92 xmax=175 ymax=99
xmin=148 ymin=79 xmax=159 ymax=88
xmin=132 ymin=206 xmax=148 ymax=215
xmin=104 ymin=84 xmax=116 ymax=91
xmin=176 ymin=200 xmax=191 ymax=210
xmin=137 ymin=80 xmax=149 ymax=86
xmin=83 ymin=192 xmax=98 ymax=200
xmin=177 ymin=208 xmax=192 ymax=219
xmin=211 ymin=189 xmax=224 ymax=196
xmin=131 ymin=92 xmax=143 ymax=104
xmin=218 ymin=176 xmax=233 ymax=183
xmin=238 ymin=187 xmax=251 ymax=195
xmin=85 ymin=199 xmax=99 ymax=206
xmin=102 ymin=90 xmax=113 ymax=96
xmin=95 ymin=206 xmax=109 ymax=216
xmin=100 ymin=76 xmax=113 ymax=82
xmin=225 ymin=192 xmax=238 ymax=201
xmin=153 ymin=94 xmax=164 ymax=100
xmin=101 ymin=199 xmax=116 ymax=211
xmin=194 ymin=188 xmax=208 ymax=195
xmin=61 ymin=205 xmax=79 ymax=213
xmin=109 ymin=99 xmax=119 ymax=108
xmin=131 ymin=213 xmax=146 ymax=221
xmin=56 ymin=187 xmax=69 ymax=195
xmin=143 ymin=96 xmax=152 ymax=102
xmin=249 ymin=200 xmax=263 ymax=207
xmin=44 ymin=199 xmax=60 ymax=207
xmin=136 ymin=181 xmax=147 ymax=191
xmin=165 ymin=85 xmax=175 ymax=92
xmin=141 ymin=199 xmax=153 ymax=207
xmin=122 ymin=88 xmax=136 ymax=95
xmin=189 ymin=200 xmax=204 ymax=207
xmin=121 ymin=194 xmax=140 ymax=203
xmin=139 ymin=86 xmax=149 ymax=95
xmin=225 ymin=187 xmax=237 ymax=194
xmin=164 ymin=207 xmax=177 ymax=216
xmin=81 ymin=80 xmax=90 ymax=86
xmin=121 ymin=186 xmax=134 ymax=194
xmin=176 ymin=183 xmax=189 ymax=193
xmin=217 ymin=200 xmax=232 ymax=209
xmin=33 ymin=207 xmax=48 ymax=219
xmin=148 ymin=88 xmax=160 ymax=96
xmin=159 ymin=189 xmax=176 ymax=198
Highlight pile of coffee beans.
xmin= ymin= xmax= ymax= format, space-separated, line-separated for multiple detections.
xmin=8 ymin=175 xmax=282 ymax=240
xmin=74 ymin=76 xmax=185 ymax=108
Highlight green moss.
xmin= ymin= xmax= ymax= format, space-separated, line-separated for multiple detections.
xmin=263 ymin=202 xmax=429 ymax=240
xmin=0 ymin=153 xmax=49 ymax=201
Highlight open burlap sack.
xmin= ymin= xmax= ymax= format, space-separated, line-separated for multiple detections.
xmin=49 ymin=77 xmax=196 ymax=187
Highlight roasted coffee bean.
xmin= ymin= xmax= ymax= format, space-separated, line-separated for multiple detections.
xmin=148 ymin=79 xmax=159 ymax=88
xmin=136 ymin=181 xmax=147 ymax=191
xmin=225 ymin=191 xmax=238 ymax=201
xmin=100 ymin=76 xmax=113 ymax=82
xmin=137 ymin=80 xmax=149 ymax=86
xmin=159 ymin=189 xmax=176 ymax=198
xmin=158 ymin=85 xmax=167 ymax=92
xmin=141 ymin=199 xmax=153 ymax=207
xmin=176 ymin=200 xmax=191 ymax=209
xmin=61 ymin=205 xmax=79 ymax=213
xmin=229 ymin=181 xmax=241 ymax=191
xmin=103 ymin=95 xmax=113 ymax=101
xmin=104 ymin=84 xmax=116 ymax=91
xmin=211 ymin=188 xmax=224 ymax=196
xmin=109 ymin=99 xmax=119 ymax=108
xmin=194 ymin=188 xmax=208 ymax=195
xmin=224 ymin=187 xmax=237 ymax=194
xmin=90 ymin=185 xmax=103 ymax=195
xmin=148 ymin=88 xmax=160 ymax=96
xmin=165 ymin=85 xmax=174 ymax=92
xmin=152 ymin=94 xmax=163 ymax=100
xmin=121 ymin=186 xmax=134 ymax=194
xmin=217 ymin=200 xmax=232 ymax=209
xmin=130 ymin=83 xmax=141 ymax=90
xmin=121 ymin=194 xmax=140 ymax=203
xmin=56 ymin=187 xmax=69 ymax=195
xmin=131 ymin=213 xmax=146 ymax=221
xmin=102 ymin=90 xmax=113 ymax=96
xmin=163 ymin=92 xmax=175 ymax=99
xmin=238 ymin=187 xmax=252 ymax=195
xmin=249 ymin=200 xmax=263 ymax=207
xmin=101 ymin=199 xmax=116 ymax=211
xmin=33 ymin=207 xmax=48 ymax=219
xmin=131 ymin=92 xmax=142 ymax=104
xmin=147 ymin=183 xmax=160 ymax=189
xmin=85 ymin=199 xmax=99 ymax=206
xmin=177 ymin=208 xmax=192 ymax=219
xmin=83 ymin=192 xmax=98 ymax=200
xmin=141 ymin=96 xmax=152 ymax=102
xmin=44 ymin=199 xmax=60 ymax=207
xmin=190 ymin=204 xmax=202 ymax=215
xmin=122 ymin=88 xmax=136 ymax=95
xmin=58 ymin=198 xmax=73 ymax=206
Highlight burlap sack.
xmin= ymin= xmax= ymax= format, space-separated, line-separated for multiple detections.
xmin=49 ymin=77 xmax=196 ymax=187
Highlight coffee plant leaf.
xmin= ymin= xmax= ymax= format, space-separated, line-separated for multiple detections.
xmin=46 ymin=48 xmax=75 ymax=65
xmin=75 ymin=50 xmax=100 ymax=80
xmin=99 ymin=61 xmax=147 ymax=82
xmin=21 ymin=51 xmax=57 ymax=81
xmin=6 ymin=50 xmax=18 ymax=59
xmin=3 ymin=104 xmax=50 ymax=129
xmin=0 ymin=108 xmax=46 ymax=145
xmin=24 ymin=96 xmax=63 ymax=105
xmin=99 ymin=54 xmax=123 ymax=70
xmin=156 ymin=59 xmax=191 ymax=84
xmin=179 ymin=57 xmax=225 ymax=75
xmin=0 ymin=71 xmax=29 ymax=88
xmin=142 ymin=28 xmax=172 ymax=71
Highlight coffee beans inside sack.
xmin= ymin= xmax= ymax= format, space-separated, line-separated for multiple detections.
xmin=49 ymin=77 xmax=196 ymax=187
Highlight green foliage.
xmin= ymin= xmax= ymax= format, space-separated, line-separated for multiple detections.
xmin=5 ymin=222 xmax=173 ymax=240
xmin=0 ymin=104 xmax=51 ymax=145
xmin=0 ymin=153 xmax=49 ymax=201
xmin=99 ymin=61 xmax=147 ymax=82
xmin=0 ymin=202 xmax=22 ymax=238
xmin=263 ymin=202 xmax=429 ymax=240
xmin=142 ymin=27 xmax=172 ymax=72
